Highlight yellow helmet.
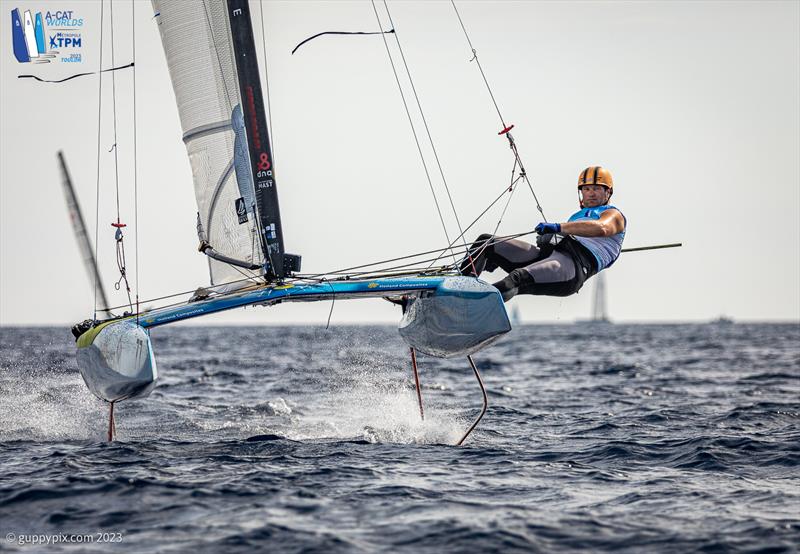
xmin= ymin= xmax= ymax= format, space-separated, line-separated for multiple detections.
xmin=577 ymin=166 xmax=614 ymax=190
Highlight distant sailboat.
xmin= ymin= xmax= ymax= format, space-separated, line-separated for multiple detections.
xmin=591 ymin=272 xmax=610 ymax=323
xmin=711 ymin=315 xmax=734 ymax=325
xmin=57 ymin=151 xmax=113 ymax=317
xmin=576 ymin=272 xmax=611 ymax=324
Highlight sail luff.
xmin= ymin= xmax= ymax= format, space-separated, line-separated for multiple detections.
xmin=226 ymin=0 xmax=286 ymax=279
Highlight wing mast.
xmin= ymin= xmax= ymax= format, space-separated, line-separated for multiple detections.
xmin=227 ymin=0 xmax=287 ymax=280
xmin=153 ymin=0 xmax=298 ymax=285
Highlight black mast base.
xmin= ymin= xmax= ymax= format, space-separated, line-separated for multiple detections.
xmin=283 ymin=253 xmax=302 ymax=273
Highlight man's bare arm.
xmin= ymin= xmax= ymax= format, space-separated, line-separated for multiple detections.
xmin=560 ymin=209 xmax=625 ymax=237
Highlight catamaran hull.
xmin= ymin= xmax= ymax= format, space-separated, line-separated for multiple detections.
xmin=72 ymin=276 xmax=507 ymax=403
xmin=76 ymin=321 xmax=157 ymax=403
xmin=398 ymin=277 xmax=511 ymax=358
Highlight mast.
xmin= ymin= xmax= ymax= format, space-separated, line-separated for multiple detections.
xmin=226 ymin=0 xmax=285 ymax=280
xmin=57 ymin=151 xmax=112 ymax=316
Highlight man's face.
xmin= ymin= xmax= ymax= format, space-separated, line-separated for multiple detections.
xmin=579 ymin=185 xmax=610 ymax=207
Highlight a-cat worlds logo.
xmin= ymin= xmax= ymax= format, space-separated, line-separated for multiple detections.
xmin=11 ymin=8 xmax=84 ymax=64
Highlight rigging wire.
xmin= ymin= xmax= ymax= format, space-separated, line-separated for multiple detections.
xmin=99 ymin=229 xmax=682 ymax=317
xmin=109 ymin=0 xmax=121 ymax=222
xmin=322 ymin=278 xmax=336 ymax=329
xmin=370 ymin=0 xmax=457 ymax=264
xmin=131 ymin=0 xmax=140 ymax=322
xmin=98 ymin=230 xmax=535 ymax=315
xmin=258 ymin=1 xmax=275 ymax=158
xmin=92 ymin=0 xmax=106 ymax=322
xmin=442 ymin=159 xmax=526 ymax=270
xmin=426 ymin=158 xmax=522 ymax=269
xmin=450 ymin=0 xmax=505 ymax=128
xmin=450 ymin=0 xmax=547 ymax=222
xmin=109 ymin=0 xmax=134 ymax=312
xmin=381 ymin=0 xmax=468 ymax=253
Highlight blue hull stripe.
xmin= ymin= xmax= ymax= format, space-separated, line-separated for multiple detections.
xmin=138 ymin=277 xmax=451 ymax=328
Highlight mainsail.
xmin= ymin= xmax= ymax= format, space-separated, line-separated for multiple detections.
xmin=152 ymin=0 xmax=287 ymax=284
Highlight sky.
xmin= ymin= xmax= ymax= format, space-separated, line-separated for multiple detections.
xmin=1 ymin=0 xmax=798 ymax=325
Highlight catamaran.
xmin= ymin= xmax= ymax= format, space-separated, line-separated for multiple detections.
xmin=71 ymin=0 xmax=513 ymax=444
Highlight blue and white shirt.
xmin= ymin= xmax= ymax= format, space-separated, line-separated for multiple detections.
xmin=567 ymin=205 xmax=626 ymax=271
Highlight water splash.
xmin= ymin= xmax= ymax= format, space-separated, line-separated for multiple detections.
xmin=0 ymin=363 xmax=106 ymax=441
xmin=286 ymin=372 xmax=467 ymax=445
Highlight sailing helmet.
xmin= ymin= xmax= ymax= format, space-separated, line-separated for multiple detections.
xmin=577 ymin=166 xmax=613 ymax=206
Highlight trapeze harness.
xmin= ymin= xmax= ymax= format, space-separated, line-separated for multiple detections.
xmin=460 ymin=205 xmax=626 ymax=301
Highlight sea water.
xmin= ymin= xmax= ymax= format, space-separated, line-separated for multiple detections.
xmin=0 ymin=324 xmax=798 ymax=552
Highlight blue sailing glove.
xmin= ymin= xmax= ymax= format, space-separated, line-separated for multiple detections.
xmin=535 ymin=222 xmax=561 ymax=235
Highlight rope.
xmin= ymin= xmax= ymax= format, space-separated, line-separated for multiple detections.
xmin=17 ymin=62 xmax=133 ymax=83
xmin=370 ymin=0 xmax=457 ymax=263
xmin=92 ymin=0 xmax=105 ymax=322
xmin=291 ymin=29 xmax=395 ymax=55
xmin=381 ymin=0 xmax=469 ymax=256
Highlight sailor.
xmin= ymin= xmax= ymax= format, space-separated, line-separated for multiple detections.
xmin=460 ymin=166 xmax=626 ymax=301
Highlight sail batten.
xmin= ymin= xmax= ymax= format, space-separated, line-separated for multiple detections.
xmin=182 ymin=120 xmax=233 ymax=143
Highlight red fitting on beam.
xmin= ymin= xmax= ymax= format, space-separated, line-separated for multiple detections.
xmin=498 ymin=124 xmax=515 ymax=135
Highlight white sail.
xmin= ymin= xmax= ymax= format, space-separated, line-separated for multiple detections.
xmin=23 ymin=11 xmax=39 ymax=58
xmin=152 ymin=0 xmax=264 ymax=286
xmin=591 ymin=272 xmax=609 ymax=322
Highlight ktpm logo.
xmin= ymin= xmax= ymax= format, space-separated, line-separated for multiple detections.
xmin=11 ymin=8 xmax=82 ymax=63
